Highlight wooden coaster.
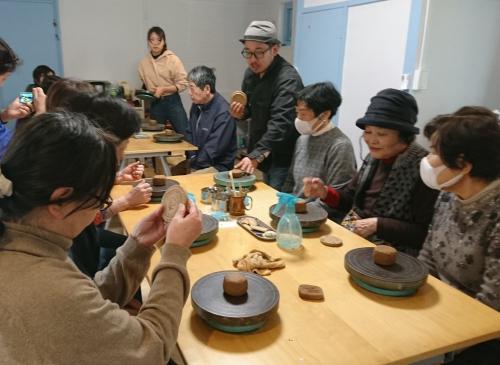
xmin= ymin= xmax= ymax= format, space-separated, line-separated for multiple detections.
xmin=231 ymin=91 xmax=247 ymax=106
xmin=298 ymin=284 xmax=324 ymax=300
xmin=161 ymin=185 xmax=188 ymax=222
xmin=320 ymin=235 xmax=343 ymax=247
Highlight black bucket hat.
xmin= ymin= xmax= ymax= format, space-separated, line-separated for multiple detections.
xmin=356 ymin=88 xmax=419 ymax=134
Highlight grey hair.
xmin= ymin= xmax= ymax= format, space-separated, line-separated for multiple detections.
xmin=187 ymin=65 xmax=216 ymax=94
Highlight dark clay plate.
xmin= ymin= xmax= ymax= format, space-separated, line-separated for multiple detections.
xmin=269 ymin=203 xmax=328 ymax=228
xmin=192 ymin=214 xmax=219 ymax=247
xmin=153 ymin=133 xmax=184 ymax=143
xmin=344 ymin=247 xmax=429 ymax=293
xmin=191 ymin=270 xmax=279 ymax=333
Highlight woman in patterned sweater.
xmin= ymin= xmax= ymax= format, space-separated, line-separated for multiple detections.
xmin=418 ymin=108 xmax=500 ymax=363
xmin=418 ymin=107 xmax=500 ymax=311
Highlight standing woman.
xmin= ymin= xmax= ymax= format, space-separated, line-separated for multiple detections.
xmin=139 ymin=26 xmax=189 ymax=134
xmin=0 ymin=38 xmax=31 ymax=158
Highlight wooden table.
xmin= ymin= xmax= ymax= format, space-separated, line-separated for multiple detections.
xmin=112 ymin=174 xmax=500 ymax=365
xmin=123 ymin=132 xmax=197 ymax=175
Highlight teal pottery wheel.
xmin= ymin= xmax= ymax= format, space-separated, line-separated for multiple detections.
xmin=344 ymin=247 xmax=428 ymax=295
xmin=191 ymin=214 xmax=218 ymax=248
xmin=213 ymin=171 xmax=256 ymax=189
xmin=191 ymin=270 xmax=279 ymax=333
xmin=269 ymin=203 xmax=327 ymax=229
xmin=351 ymin=277 xmax=417 ymax=297
xmin=153 ymin=132 xmax=184 ymax=143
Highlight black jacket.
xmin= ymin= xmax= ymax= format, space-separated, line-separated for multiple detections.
xmin=242 ymin=55 xmax=303 ymax=171
xmin=186 ymin=92 xmax=237 ymax=171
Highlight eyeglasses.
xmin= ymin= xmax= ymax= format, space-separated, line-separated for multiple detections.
xmin=99 ymin=196 xmax=113 ymax=210
xmin=241 ymin=47 xmax=271 ymax=59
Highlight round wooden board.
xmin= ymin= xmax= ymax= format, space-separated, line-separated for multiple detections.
xmin=231 ymin=91 xmax=247 ymax=106
xmin=191 ymin=270 xmax=279 ymax=333
xmin=161 ymin=185 xmax=188 ymax=222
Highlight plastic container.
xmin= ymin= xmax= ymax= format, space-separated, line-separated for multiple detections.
xmin=274 ymin=193 xmax=302 ymax=250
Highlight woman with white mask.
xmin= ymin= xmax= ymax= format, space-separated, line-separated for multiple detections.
xmin=418 ymin=107 xmax=500 ymax=311
xmin=418 ymin=107 xmax=500 ymax=363
xmin=281 ymin=82 xmax=356 ymax=222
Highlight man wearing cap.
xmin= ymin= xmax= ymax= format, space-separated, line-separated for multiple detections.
xmin=303 ymin=89 xmax=439 ymax=255
xmin=231 ymin=20 xmax=303 ymax=190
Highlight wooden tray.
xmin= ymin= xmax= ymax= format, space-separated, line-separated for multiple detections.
xmin=344 ymin=247 xmax=429 ymax=294
xmin=213 ymin=171 xmax=256 ymax=188
xmin=237 ymin=215 xmax=276 ymax=241
xmin=269 ymin=203 xmax=328 ymax=228
xmin=191 ymin=270 xmax=279 ymax=333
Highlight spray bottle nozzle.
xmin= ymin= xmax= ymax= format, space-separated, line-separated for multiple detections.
xmin=272 ymin=192 xmax=299 ymax=215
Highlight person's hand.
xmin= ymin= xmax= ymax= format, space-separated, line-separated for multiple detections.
xmin=117 ymin=161 xmax=144 ymax=182
xmin=125 ymin=180 xmax=152 ymax=207
xmin=303 ymin=177 xmax=328 ymax=199
xmin=235 ymin=157 xmax=258 ymax=174
xmin=230 ymin=101 xmax=245 ymax=119
xmin=352 ymin=217 xmax=378 ymax=238
xmin=32 ymin=87 xmax=46 ymax=115
xmin=165 ymin=200 xmax=202 ymax=248
xmin=1 ymin=98 xmax=31 ymax=121
xmin=131 ymin=206 xmax=167 ymax=247
xmin=153 ymin=86 xmax=165 ymax=98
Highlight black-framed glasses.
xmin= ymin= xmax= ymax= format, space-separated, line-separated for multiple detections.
xmin=99 ymin=196 xmax=113 ymax=210
xmin=241 ymin=47 xmax=271 ymax=59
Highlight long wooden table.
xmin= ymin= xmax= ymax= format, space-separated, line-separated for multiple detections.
xmin=123 ymin=132 xmax=197 ymax=175
xmin=112 ymin=174 xmax=500 ymax=365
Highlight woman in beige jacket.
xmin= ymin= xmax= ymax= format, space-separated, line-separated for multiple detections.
xmin=0 ymin=111 xmax=202 ymax=364
xmin=139 ymin=26 xmax=189 ymax=134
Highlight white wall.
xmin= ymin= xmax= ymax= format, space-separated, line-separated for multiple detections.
xmin=58 ymin=0 xmax=293 ymax=105
xmin=304 ymin=0 xmax=343 ymax=8
xmin=338 ymin=0 xmax=412 ymax=163
xmin=412 ymin=0 xmax=500 ymax=144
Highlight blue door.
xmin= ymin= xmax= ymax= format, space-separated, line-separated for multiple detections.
xmin=0 ymin=0 xmax=62 ymax=109
xmin=294 ymin=7 xmax=346 ymax=88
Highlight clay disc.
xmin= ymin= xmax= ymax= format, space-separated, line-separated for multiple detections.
xmin=320 ymin=235 xmax=343 ymax=247
xmin=231 ymin=91 xmax=247 ymax=106
xmin=161 ymin=185 xmax=188 ymax=222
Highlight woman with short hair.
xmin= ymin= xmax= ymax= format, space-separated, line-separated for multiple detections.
xmin=281 ymin=81 xmax=356 ymax=222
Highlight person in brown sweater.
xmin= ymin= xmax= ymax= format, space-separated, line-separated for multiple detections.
xmin=303 ymin=89 xmax=438 ymax=255
xmin=0 ymin=112 xmax=202 ymax=364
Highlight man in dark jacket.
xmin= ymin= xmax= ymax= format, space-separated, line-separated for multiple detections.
xmin=231 ymin=20 xmax=303 ymax=190
xmin=185 ymin=66 xmax=236 ymax=172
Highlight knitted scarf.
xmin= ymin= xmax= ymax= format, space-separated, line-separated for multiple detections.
xmin=353 ymin=142 xmax=428 ymax=221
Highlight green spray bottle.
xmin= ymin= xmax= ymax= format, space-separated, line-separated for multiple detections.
xmin=273 ymin=192 xmax=302 ymax=250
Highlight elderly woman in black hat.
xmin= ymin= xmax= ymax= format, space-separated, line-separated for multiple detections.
xmin=303 ymin=88 xmax=439 ymax=255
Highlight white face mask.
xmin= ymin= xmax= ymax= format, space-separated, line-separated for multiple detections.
xmin=419 ymin=156 xmax=464 ymax=190
xmin=294 ymin=117 xmax=315 ymax=135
